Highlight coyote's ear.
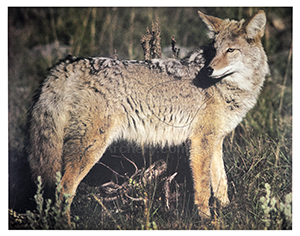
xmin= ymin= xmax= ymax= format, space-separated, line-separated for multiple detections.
xmin=198 ymin=10 xmax=223 ymax=38
xmin=245 ymin=10 xmax=267 ymax=39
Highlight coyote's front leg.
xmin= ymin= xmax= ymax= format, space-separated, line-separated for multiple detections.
xmin=189 ymin=129 xmax=216 ymax=218
xmin=210 ymin=137 xmax=230 ymax=206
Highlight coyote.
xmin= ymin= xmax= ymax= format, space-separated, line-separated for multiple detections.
xmin=27 ymin=10 xmax=269 ymax=221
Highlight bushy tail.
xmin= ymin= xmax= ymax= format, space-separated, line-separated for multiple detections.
xmin=27 ymin=90 xmax=66 ymax=188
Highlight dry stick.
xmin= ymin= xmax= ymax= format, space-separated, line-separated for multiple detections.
xmin=110 ymin=154 xmax=139 ymax=177
xmin=143 ymin=191 xmax=150 ymax=230
xmin=141 ymin=18 xmax=161 ymax=60
xmin=92 ymin=194 xmax=122 ymax=230
xmin=229 ymin=129 xmax=235 ymax=152
xmin=124 ymin=193 xmax=143 ymax=202
xmin=98 ymin=162 xmax=125 ymax=179
xmin=164 ymin=172 xmax=177 ymax=210
xmin=278 ymin=43 xmax=292 ymax=117
xmin=49 ymin=8 xmax=61 ymax=66
xmin=275 ymin=43 xmax=292 ymax=167
xmin=109 ymin=9 xmax=118 ymax=56
xmin=128 ymin=8 xmax=135 ymax=59
xmin=171 ymin=35 xmax=180 ymax=59
xmin=98 ymin=9 xmax=111 ymax=47
xmin=142 ymin=143 xmax=146 ymax=169
xmin=75 ymin=8 xmax=93 ymax=55
xmin=90 ymin=8 xmax=97 ymax=52
xmin=121 ymin=154 xmax=139 ymax=173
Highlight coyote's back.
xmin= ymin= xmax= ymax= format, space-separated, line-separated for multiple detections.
xmin=27 ymin=10 xmax=269 ymax=223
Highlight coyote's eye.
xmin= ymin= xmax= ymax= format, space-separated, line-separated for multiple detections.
xmin=227 ymin=48 xmax=235 ymax=53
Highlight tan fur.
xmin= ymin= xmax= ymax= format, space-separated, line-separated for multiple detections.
xmin=27 ymin=10 xmax=269 ymax=222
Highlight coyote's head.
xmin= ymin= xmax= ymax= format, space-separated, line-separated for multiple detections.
xmin=198 ymin=10 xmax=269 ymax=90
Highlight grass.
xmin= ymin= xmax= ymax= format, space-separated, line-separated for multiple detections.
xmin=8 ymin=7 xmax=292 ymax=230
xmin=15 ymin=99 xmax=292 ymax=230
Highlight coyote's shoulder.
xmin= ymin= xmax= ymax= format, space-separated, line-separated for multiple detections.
xmin=27 ymin=10 xmax=269 ymax=224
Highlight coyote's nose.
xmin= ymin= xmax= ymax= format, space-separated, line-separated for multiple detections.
xmin=205 ymin=67 xmax=214 ymax=76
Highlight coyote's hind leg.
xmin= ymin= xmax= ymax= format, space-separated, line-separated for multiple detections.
xmin=60 ymin=122 xmax=113 ymax=225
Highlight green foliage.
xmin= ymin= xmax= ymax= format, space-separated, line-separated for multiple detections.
xmin=259 ymin=183 xmax=292 ymax=229
xmin=26 ymin=172 xmax=73 ymax=229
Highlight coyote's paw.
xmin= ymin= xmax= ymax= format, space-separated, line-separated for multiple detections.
xmin=213 ymin=179 xmax=230 ymax=207
xmin=219 ymin=195 xmax=230 ymax=207
xmin=215 ymin=193 xmax=230 ymax=207
xmin=214 ymin=188 xmax=230 ymax=207
xmin=196 ymin=203 xmax=211 ymax=219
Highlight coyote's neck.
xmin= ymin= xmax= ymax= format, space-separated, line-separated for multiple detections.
xmin=213 ymin=71 xmax=266 ymax=134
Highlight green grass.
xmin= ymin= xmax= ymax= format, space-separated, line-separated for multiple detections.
xmin=9 ymin=7 xmax=292 ymax=230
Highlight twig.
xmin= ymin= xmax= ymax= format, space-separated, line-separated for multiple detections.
xmin=164 ymin=172 xmax=177 ymax=210
xmin=275 ymin=43 xmax=292 ymax=167
xmin=95 ymin=158 xmax=178 ymax=213
xmin=92 ymin=194 xmax=122 ymax=230
xmin=49 ymin=8 xmax=61 ymax=62
xmin=171 ymin=35 xmax=180 ymax=59
xmin=278 ymin=43 xmax=292 ymax=119
xmin=124 ymin=193 xmax=144 ymax=202
xmin=98 ymin=162 xmax=125 ymax=179
xmin=121 ymin=154 xmax=139 ymax=174
xmin=142 ymin=160 xmax=167 ymax=185
xmin=113 ymin=49 xmax=118 ymax=60
xmin=141 ymin=18 xmax=162 ymax=60
xmin=75 ymin=8 xmax=93 ymax=55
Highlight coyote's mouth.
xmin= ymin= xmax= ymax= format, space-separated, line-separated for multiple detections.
xmin=210 ymin=71 xmax=234 ymax=80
